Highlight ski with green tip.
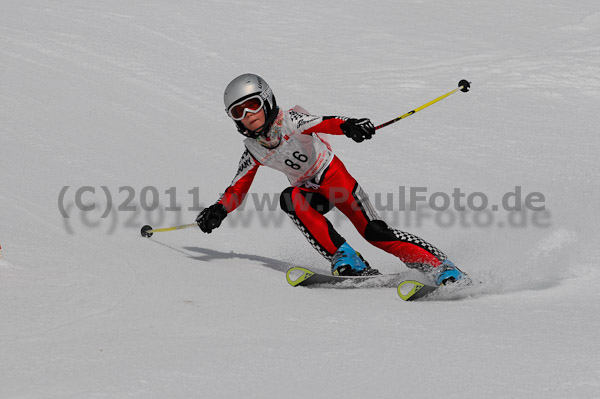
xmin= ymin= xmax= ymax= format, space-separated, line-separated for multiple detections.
xmin=286 ymin=266 xmax=401 ymax=288
xmin=397 ymin=280 xmax=439 ymax=301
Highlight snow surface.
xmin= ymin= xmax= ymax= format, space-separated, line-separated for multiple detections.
xmin=1 ymin=0 xmax=599 ymax=398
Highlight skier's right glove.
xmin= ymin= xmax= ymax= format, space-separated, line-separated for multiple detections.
xmin=340 ymin=118 xmax=376 ymax=143
xmin=196 ymin=203 xmax=228 ymax=234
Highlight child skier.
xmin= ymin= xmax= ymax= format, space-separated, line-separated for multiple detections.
xmin=196 ymin=73 xmax=466 ymax=285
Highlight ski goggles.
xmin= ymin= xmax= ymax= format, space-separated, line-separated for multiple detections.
xmin=228 ymin=95 xmax=265 ymax=121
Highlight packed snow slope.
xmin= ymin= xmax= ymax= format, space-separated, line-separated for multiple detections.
xmin=1 ymin=1 xmax=599 ymax=398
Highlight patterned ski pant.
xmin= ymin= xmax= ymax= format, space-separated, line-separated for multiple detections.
xmin=280 ymin=156 xmax=447 ymax=270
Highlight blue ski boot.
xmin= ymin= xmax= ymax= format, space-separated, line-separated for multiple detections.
xmin=331 ymin=242 xmax=380 ymax=276
xmin=432 ymin=260 xmax=469 ymax=286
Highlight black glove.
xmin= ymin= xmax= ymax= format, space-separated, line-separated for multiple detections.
xmin=340 ymin=118 xmax=376 ymax=143
xmin=196 ymin=203 xmax=228 ymax=233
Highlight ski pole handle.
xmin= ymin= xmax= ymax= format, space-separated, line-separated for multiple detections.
xmin=140 ymin=223 xmax=197 ymax=238
xmin=375 ymin=80 xmax=470 ymax=130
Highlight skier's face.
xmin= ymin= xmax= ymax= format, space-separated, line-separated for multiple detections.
xmin=241 ymin=108 xmax=266 ymax=132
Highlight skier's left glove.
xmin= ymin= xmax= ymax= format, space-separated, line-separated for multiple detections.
xmin=340 ymin=118 xmax=376 ymax=143
xmin=196 ymin=203 xmax=228 ymax=234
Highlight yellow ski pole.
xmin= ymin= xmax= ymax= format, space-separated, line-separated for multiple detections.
xmin=140 ymin=223 xmax=197 ymax=238
xmin=375 ymin=79 xmax=471 ymax=130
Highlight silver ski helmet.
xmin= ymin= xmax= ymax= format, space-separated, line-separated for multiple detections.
xmin=224 ymin=73 xmax=278 ymax=138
